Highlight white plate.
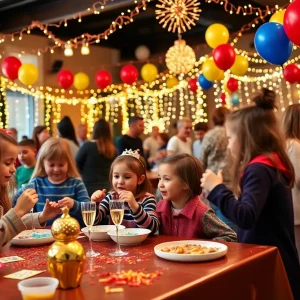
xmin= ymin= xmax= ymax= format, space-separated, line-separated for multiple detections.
xmin=11 ymin=229 xmax=55 ymax=246
xmin=154 ymin=240 xmax=227 ymax=262
xmin=81 ymin=225 xmax=125 ymax=241
xmin=107 ymin=228 xmax=151 ymax=246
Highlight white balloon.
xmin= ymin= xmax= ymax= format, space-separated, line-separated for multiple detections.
xmin=135 ymin=45 xmax=150 ymax=60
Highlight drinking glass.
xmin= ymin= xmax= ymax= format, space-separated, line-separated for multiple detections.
xmin=109 ymin=198 xmax=127 ymax=257
xmin=81 ymin=202 xmax=99 ymax=258
xmin=22 ymin=182 xmax=36 ymax=232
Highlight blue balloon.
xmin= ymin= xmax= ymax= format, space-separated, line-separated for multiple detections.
xmin=231 ymin=92 xmax=240 ymax=106
xmin=254 ymin=23 xmax=293 ymax=65
xmin=198 ymin=74 xmax=213 ymax=90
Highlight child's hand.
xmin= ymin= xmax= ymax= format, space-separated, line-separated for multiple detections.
xmin=57 ymin=197 xmax=74 ymax=209
xmin=39 ymin=199 xmax=61 ymax=224
xmin=14 ymin=189 xmax=38 ymax=218
xmin=91 ymin=189 xmax=106 ymax=203
xmin=201 ymin=169 xmax=223 ymax=192
xmin=118 ymin=190 xmax=139 ymax=213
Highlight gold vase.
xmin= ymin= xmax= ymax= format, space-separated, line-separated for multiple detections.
xmin=47 ymin=207 xmax=86 ymax=289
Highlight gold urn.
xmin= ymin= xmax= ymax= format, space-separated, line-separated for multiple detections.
xmin=47 ymin=207 xmax=86 ymax=289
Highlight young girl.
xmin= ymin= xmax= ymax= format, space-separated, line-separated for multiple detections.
xmin=13 ymin=137 xmax=89 ymax=227
xmin=201 ymin=89 xmax=300 ymax=299
xmin=157 ymin=153 xmax=236 ymax=242
xmin=0 ymin=131 xmax=60 ymax=248
xmin=91 ymin=149 xmax=159 ymax=233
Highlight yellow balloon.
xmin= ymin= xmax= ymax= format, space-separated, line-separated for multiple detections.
xmin=74 ymin=72 xmax=89 ymax=90
xmin=202 ymin=60 xmax=222 ymax=81
xmin=18 ymin=63 xmax=38 ymax=85
xmin=141 ymin=63 xmax=158 ymax=82
xmin=216 ymin=70 xmax=225 ymax=81
xmin=166 ymin=77 xmax=179 ymax=88
xmin=270 ymin=10 xmax=286 ymax=25
xmin=205 ymin=23 xmax=229 ymax=49
xmin=230 ymin=55 xmax=249 ymax=76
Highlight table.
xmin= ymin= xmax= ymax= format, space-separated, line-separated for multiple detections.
xmin=0 ymin=235 xmax=293 ymax=300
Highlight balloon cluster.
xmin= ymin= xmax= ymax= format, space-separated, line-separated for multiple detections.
xmin=255 ymin=1 xmax=300 ymax=66
xmin=1 ymin=56 xmax=39 ymax=86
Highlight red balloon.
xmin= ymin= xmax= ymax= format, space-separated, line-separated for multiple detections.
xmin=213 ymin=44 xmax=236 ymax=71
xmin=283 ymin=64 xmax=300 ymax=84
xmin=1 ymin=56 xmax=22 ymax=80
xmin=227 ymin=78 xmax=239 ymax=93
xmin=120 ymin=64 xmax=138 ymax=84
xmin=95 ymin=70 xmax=112 ymax=89
xmin=188 ymin=78 xmax=198 ymax=93
xmin=220 ymin=93 xmax=226 ymax=105
xmin=57 ymin=70 xmax=74 ymax=89
xmin=284 ymin=0 xmax=300 ymax=47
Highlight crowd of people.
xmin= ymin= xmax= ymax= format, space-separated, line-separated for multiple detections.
xmin=0 ymin=88 xmax=300 ymax=298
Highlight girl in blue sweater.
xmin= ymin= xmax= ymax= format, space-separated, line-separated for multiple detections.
xmin=13 ymin=138 xmax=89 ymax=227
xmin=201 ymin=89 xmax=300 ymax=299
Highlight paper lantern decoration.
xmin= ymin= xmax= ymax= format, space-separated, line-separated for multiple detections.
xmin=141 ymin=64 xmax=158 ymax=82
xmin=120 ymin=65 xmax=139 ymax=85
xmin=57 ymin=70 xmax=74 ymax=89
xmin=18 ymin=64 xmax=38 ymax=86
xmin=2 ymin=56 xmax=22 ymax=80
xmin=74 ymin=72 xmax=89 ymax=90
xmin=166 ymin=39 xmax=196 ymax=74
xmin=95 ymin=70 xmax=112 ymax=89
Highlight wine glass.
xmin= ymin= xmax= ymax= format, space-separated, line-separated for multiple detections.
xmin=81 ymin=202 xmax=100 ymax=258
xmin=109 ymin=197 xmax=128 ymax=257
xmin=22 ymin=182 xmax=36 ymax=232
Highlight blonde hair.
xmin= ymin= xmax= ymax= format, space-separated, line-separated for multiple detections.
xmin=0 ymin=131 xmax=17 ymax=213
xmin=282 ymin=104 xmax=300 ymax=141
xmin=31 ymin=137 xmax=80 ymax=179
xmin=109 ymin=155 xmax=151 ymax=198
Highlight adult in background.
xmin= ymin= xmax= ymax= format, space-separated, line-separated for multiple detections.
xmin=143 ymin=126 xmax=160 ymax=161
xmin=77 ymin=123 xmax=88 ymax=147
xmin=57 ymin=116 xmax=79 ymax=159
xmin=282 ymin=104 xmax=300 ymax=259
xmin=199 ymin=107 xmax=236 ymax=231
xmin=32 ymin=125 xmax=50 ymax=152
xmin=76 ymin=119 xmax=116 ymax=196
xmin=193 ymin=122 xmax=208 ymax=159
xmin=167 ymin=117 xmax=193 ymax=156
xmin=116 ymin=116 xmax=144 ymax=156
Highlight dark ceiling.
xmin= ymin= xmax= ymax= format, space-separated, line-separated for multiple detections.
xmin=0 ymin=0 xmax=274 ymax=60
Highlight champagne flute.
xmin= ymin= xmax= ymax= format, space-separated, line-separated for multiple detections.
xmin=81 ymin=202 xmax=100 ymax=258
xmin=22 ymin=182 xmax=36 ymax=232
xmin=109 ymin=196 xmax=127 ymax=257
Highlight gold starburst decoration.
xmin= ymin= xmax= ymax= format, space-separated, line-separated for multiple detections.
xmin=166 ymin=39 xmax=196 ymax=74
xmin=156 ymin=0 xmax=201 ymax=34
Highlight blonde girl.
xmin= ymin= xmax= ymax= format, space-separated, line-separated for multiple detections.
xmin=0 ymin=131 xmax=60 ymax=248
xmin=157 ymin=153 xmax=236 ymax=242
xmin=91 ymin=150 xmax=159 ymax=233
xmin=13 ymin=137 xmax=89 ymax=227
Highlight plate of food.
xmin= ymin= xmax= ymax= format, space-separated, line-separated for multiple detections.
xmin=11 ymin=229 xmax=55 ymax=246
xmin=81 ymin=225 xmax=125 ymax=241
xmin=107 ymin=228 xmax=151 ymax=246
xmin=154 ymin=240 xmax=227 ymax=262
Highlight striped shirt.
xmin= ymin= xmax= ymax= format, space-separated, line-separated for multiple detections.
xmin=12 ymin=176 xmax=90 ymax=227
xmin=96 ymin=192 xmax=159 ymax=233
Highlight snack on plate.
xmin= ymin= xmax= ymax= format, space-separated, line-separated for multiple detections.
xmin=18 ymin=232 xmax=52 ymax=240
xmin=160 ymin=244 xmax=219 ymax=254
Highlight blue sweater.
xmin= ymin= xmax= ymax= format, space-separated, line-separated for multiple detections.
xmin=13 ymin=177 xmax=90 ymax=227
xmin=208 ymin=163 xmax=300 ymax=299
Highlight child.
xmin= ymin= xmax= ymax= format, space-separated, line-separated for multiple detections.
xmin=91 ymin=149 xmax=159 ymax=233
xmin=193 ymin=122 xmax=208 ymax=159
xmin=0 ymin=131 xmax=61 ymax=248
xmin=201 ymin=88 xmax=300 ymax=299
xmin=156 ymin=153 xmax=236 ymax=242
xmin=13 ymin=137 xmax=89 ymax=227
xmin=16 ymin=139 xmax=37 ymax=189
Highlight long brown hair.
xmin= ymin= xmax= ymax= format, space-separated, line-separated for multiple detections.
xmin=282 ymin=104 xmax=300 ymax=141
xmin=109 ymin=155 xmax=150 ymax=198
xmin=31 ymin=137 xmax=80 ymax=179
xmin=0 ymin=131 xmax=18 ymax=213
xmin=32 ymin=125 xmax=47 ymax=150
xmin=93 ymin=119 xmax=116 ymax=159
xmin=160 ymin=154 xmax=203 ymax=200
xmin=227 ymin=88 xmax=295 ymax=196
